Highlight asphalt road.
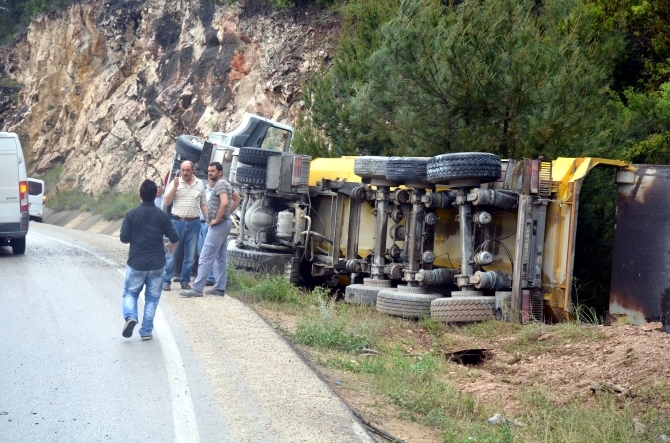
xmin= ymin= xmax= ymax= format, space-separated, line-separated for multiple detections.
xmin=0 ymin=223 xmax=374 ymax=443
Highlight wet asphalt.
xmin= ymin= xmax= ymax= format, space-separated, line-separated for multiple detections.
xmin=0 ymin=223 xmax=374 ymax=443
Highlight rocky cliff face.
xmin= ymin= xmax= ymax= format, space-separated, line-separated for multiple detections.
xmin=0 ymin=0 xmax=338 ymax=193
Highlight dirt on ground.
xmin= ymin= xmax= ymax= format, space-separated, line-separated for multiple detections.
xmin=254 ymin=306 xmax=670 ymax=443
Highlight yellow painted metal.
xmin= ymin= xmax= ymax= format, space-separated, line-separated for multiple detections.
xmin=308 ymin=157 xmax=360 ymax=186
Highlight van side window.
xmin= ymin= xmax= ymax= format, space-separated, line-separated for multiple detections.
xmin=28 ymin=181 xmax=43 ymax=196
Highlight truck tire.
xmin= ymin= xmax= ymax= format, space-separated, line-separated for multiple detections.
xmin=427 ymin=153 xmax=501 ymax=184
xmin=344 ymin=284 xmax=382 ymax=306
xmin=236 ymin=165 xmax=267 ymax=187
xmin=238 ymin=147 xmax=281 ymax=166
xmin=228 ymin=247 xmax=278 ymax=269
xmin=354 ymin=156 xmax=389 ymax=179
xmin=376 ymin=289 xmax=441 ymax=318
xmin=10 ymin=236 xmax=26 ymax=255
xmin=175 ymin=135 xmax=205 ymax=163
xmin=385 ymin=157 xmax=430 ymax=182
xmin=431 ymin=296 xmax=495 ymax=323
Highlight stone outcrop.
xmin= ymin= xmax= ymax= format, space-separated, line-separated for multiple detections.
xmin=0 ymin=0 xmax=339 ymax=193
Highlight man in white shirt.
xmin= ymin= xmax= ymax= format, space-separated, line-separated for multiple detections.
xmin=162 ymin=161 xmax=207 ymax=291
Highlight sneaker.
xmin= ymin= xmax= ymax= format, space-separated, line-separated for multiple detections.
xmin=206 ymin=288 xmax=226 ymax=296
xmin=162 ymin=283 xmax=171 ymax=291
xmin=141 ymin=334 xmax=153 ymax=341
xmin=181 ymin=283 xmax=191 ymax=290
xmin=180 ymin=288 xmax=203 ymax=298
xmin=122 ymin=318 xmax=137 ymax=338
xmin=205 ymin=280 xmax=215 ymax=286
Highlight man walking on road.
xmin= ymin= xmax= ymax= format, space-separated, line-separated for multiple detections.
xmin=162 ymin=161 xmax=208 ymax=291
xmin=121 ymin=180 xmax=179 ymax=340
xmin=181 ymin=162 xmax=241 ymax=298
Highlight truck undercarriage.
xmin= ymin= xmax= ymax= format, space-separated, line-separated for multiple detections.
xmin=169 ymin=113 xmax=651 ymax=326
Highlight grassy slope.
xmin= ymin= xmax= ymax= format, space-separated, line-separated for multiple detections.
xmin=228 ymin=269 xmax=670 ymax=443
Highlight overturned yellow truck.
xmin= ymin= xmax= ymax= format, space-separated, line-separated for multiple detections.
xmin=172 ymin=113 xmax=648 ymax=325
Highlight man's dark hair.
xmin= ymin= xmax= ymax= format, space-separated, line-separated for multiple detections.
xmin=140 ymin=179 xmax=158 ymax=203
xmin=209 ymin=162 xmax=223 ymax=172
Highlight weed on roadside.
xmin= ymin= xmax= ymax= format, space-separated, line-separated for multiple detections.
xmin=295 ymin=298 xmax=373 ymax=352
xmin=517 ymin=388 xmax=663 ymax=442
xmin=246 ymin=274 xmax=299 ymax=303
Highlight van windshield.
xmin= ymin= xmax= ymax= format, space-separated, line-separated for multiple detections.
xmin=28 ymin=181 xmax=43 ymax=196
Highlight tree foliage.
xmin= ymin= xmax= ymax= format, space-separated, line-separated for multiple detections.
xmin=298 ymin=0 xmax=621 ymax=160
xmin=0 ymin=0 xmax=73 ymax=43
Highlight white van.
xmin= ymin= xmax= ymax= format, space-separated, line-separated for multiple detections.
xmin=0 ymin=132 xmax=29 ymax=254
xmin=27 ymin=177 xmax=45 ymax=222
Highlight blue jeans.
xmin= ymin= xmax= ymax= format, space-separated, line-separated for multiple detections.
xmin=122 ymin=265 xmax=164 ymax=337
xmin=197 ymin=222 xmax=216 ymax=283
xmin=163 ymin=219 xmax=200 ymax=285
xmin=193 ymin=219 xmax=232 ymax=292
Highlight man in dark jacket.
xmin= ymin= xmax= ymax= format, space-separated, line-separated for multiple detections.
xmin=120 ymin=179 xmax=179 ymax=340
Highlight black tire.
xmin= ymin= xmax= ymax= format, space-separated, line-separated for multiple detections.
xmin=236 ymin=165 xmax=267 ymax=187
xmin=238 ymin=147 xmax=281 ymax=166
xmin=35 ymin=217 xmax=42 ymax=223
xmin=431 ymin=296 xmax=495 ymax=323
xmin=354 ymin=157 xmax=389 ymax=179
xmin=289 ymin=257 xmax=301 ymax=285
xmin=175 ymin=135 xmax=205 ymax=162
xmin=10 ymin=236 xmax=26 ymax=255
xmin=376 ymin=289 xmax=441 ymax=318
xmin=344 ymin=284 xmax=381 ymax=306
xmin=385 ymin=157 xmax=430 ymax=182
xmin=228 ymin=247 xmax=279 ymax=269
xmin=427 ymin=153 xmax=501 ymax=184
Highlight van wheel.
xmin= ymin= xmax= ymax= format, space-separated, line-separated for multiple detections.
xmin=34 ymin=217 xmax=42 ymax=223
xmin=11 ymin=237 xmax=26 ymax=255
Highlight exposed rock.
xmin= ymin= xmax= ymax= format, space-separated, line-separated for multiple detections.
xmin=0 ymin=0 xmax=340 ymax=193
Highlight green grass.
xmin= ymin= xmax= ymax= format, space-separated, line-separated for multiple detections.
xmin=46 ymin=188 xmax=138 ymax=220
xmin=295 ymin=297 xmax=374 ymax=352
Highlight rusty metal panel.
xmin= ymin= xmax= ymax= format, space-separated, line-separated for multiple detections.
xmin=610 ymin=165 xmax=670 ymax=330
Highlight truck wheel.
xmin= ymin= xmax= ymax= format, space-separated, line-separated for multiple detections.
xmin=385 ymin=157 xmax=430 ymax=182
xmin=344 ymin=284 xmax=382 ymax=306
xmin=238 ymin=147 xmax=281 ymax=166
xmin=228 ymin=247 xmax=278 ymax=269
xmin=431 ymin=296 xmax=495 ymax=323
xmin=236 ymin=165 xmax=267 ymax=187
xmin=175 ymin=135 xmax=204 ymax=163
xmin=427 ymin=153 xmax=501 ymax=184
xmin=10 ymin=237 xmax=26 ymax=255
xmin=354 ymin=156 xmax=389 ymax=179
xmin=376 ymin=289 xmax=441 ymax=318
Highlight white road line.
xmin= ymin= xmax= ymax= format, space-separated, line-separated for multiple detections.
xmin=32 ymin=231 xmax=201 ymax=443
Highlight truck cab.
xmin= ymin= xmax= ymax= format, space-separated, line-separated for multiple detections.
xmin=166 ymin=113 xmax=294 ymax=184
